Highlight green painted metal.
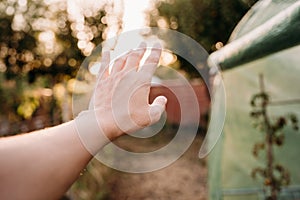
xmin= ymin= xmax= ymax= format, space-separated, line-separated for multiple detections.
xmin=208 ymin=1 xmax=300 ymax=70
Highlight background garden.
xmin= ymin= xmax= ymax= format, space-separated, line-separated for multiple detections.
xmin=2 ymin=0 xmax=300 ymax=199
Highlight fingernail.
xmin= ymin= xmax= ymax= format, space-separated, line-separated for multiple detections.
xmin=158 ymin=96 xmax=167 ymax=105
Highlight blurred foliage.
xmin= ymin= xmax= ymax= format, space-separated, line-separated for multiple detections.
xmin=0 ymin=0 xmax=111 ymax=132
xmin=151 ymin=0 xmax=258 ymax=51
xmin=0 ymin=0 xmax=259 ymax=131
xmin=150 ymin=0 xmax=258 ymax=77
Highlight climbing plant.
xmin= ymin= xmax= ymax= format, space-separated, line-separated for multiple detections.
xmin=250 ymin=74 xmax=299 ymax=200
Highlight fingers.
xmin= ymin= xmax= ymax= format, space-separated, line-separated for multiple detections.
xmin=139 ymin=43 xmax=162 ymax=77
xmin=92 ymin=51 xmax=110 ymax=109
xmin=144 ymin=43 xmax=162 ymax=65
xmin=98 ymin=51 xmax=110 ymax=79
xmin=110 ymin=52 xmax=129 ymax=75
xmin=149 ymin=95 xmax=167 ymax=124
xmin=106 ymin=42 xmax=161 ymax=77
xmin=124 ymin=42 xmax=147 ymax=71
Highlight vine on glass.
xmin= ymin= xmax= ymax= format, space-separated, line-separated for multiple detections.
xmin=250 ymin=74 xmax=299 ymax=200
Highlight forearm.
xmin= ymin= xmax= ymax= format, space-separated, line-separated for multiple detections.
xmin=0 ymin=43 xmax=166 ymax=200
xmin=0 ymin=120 xmax=99 ymax=200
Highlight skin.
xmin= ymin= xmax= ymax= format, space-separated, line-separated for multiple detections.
xmin=0 ymin=43 xmax=167 ymax=200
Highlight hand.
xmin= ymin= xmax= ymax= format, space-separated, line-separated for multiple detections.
xmin=75 ymin=43 xmax=167 ymax=154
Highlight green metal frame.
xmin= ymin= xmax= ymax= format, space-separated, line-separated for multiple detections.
xmin=208 ymin=1 xmax=300 ymax=70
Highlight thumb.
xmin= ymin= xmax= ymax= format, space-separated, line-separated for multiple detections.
xmin=149 ymin=95 xmax=167 ymax=124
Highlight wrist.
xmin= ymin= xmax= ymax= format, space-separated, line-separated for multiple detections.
xmin=74 ymin=109 xmax=114 ymax=155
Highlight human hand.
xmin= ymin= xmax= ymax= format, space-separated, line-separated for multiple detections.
xmin=75 ymin=43 xmax=167 ymax=154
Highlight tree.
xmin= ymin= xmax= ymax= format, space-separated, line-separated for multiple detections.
xmin=0 ymin=0 xmax=113 ymax=134
xmin=150 ymin=0 xmax=258 ymax=77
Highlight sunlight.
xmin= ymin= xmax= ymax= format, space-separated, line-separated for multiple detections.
xmin=38 ymin=31 xmax=55 ymax=42
xmin=38 ymin=31 xmax=56 ymax=54
xmin=69 ymin=0 xmax=177 ymax=75
xmin=122 ymin=0 xmax=150 ymax=31
xmin=160 ymin=51 xmax=177 ymax=66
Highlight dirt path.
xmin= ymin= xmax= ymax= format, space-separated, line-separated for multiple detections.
xmin=67 ymin=131 xmax=208 ymax=200
xmin=107 ymin=134 xmax=208 ymax=200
